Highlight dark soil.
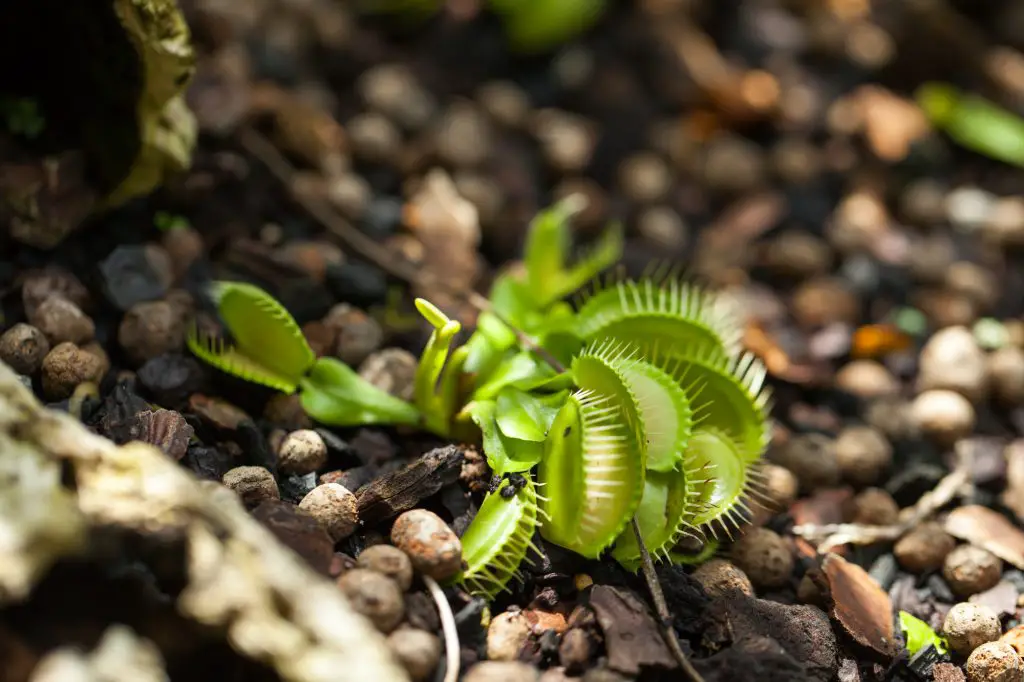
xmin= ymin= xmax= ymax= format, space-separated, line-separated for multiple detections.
xmin=6 ymin=1 xmax=1024 ymax=681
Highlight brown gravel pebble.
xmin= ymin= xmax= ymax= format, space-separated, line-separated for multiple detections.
xmin=386 ymin=627 xmax=442 ymax=682
xmin=40 ymin=342 xmax=105 ymax=400
xmin=463 ymin=661 xmax=539 ymax=682
xmin=323 ymin=303 xmax=383 ymax=367
xmin=263 ymin=393 xmax=313 ymax=430
xmin=0 ymin=323 xmax=50 ymax=376
xmin=692 ymin=558 xmax=755 ymax=597
xmin=943 ymin=602 xmax=1001 ymax=656
xmin=558 ymin=628 xmax=593 ymax=673
xmin=278 ymin=429 xmax=328 ymax=476
xmin=987 ymin=345 xmax=1024 ymax=404
xmin=298 ymin=483 xmax=359 ymax=542
xmin=117 ymin=300 xmax=186 ymax=365
xmin=894 ymin=522 xmax=957 ymax=574
xmin=944 ymin=546 xmax=1004 ymax=599
xmin=730 ymin=528 xmax=794 ymax=589
xmin=358 ymin=348 xmax=418 ymax=402
xmin=933 ymin=662 xmax=967 ymax=682
xmin=21 ymin=268 xmax=90 ymax=318
xmin=966 ymin=641 xmax=1023 ymax=682
xmin=757 ymin=463 xmax=799 ymax=511
xmin=911 ymin=389 xmax=976 ymax=444
xmin=791 ymin=277 xmax=859 ymax=328
xmin=337 ymin=568 xmax=405 ymax=634
xmin=28 ymin=296 xmax=95 ymax=346
xmin=834 ymin=425 xmax=892 ymax=486
xmin=917 ymin=325 xmax=988 ymax=402
xmin=487 ymin=610 xmax=531 ymax=662
xmin=769 ymin=433 xmax=840 ymax=492
xmin=222 ymin=466 xmax=280 ymax=506
xmin=848 ymin=487 xmax=899 ymax=526
xmin=835 ymin=359 xmax=901 ymax=398
xmin=390 ymin=509 xmax=463 ymax=581
xmin=357 ymin=545 xmax=414 ymax=591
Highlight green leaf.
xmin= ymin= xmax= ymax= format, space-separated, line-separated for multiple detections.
xmin=916 ymin=82 xmax=1024 ymax=168
xmin=473 ymin=350 xmax=553 ymax=401
xmin=495 ymin=387 xmax=567 ymax=442
xmin=490 ymin=0 xmax=608 ymax=54
xmin=412 ymin=298 xmax=463 ymax=435
xmin=523 ymin=198 xmax=623 ymax=307
xmin=187 ymin=281 xmax=316 ymax=393
xmin=464 ymin=400 xmax=544 ymax=475
xmin=899 ymin=611 xmax=948 ymax=656
xmin=299 ymin=357 xmax=421 ymax=427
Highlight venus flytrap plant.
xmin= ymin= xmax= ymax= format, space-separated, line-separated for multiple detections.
xmin=186 ymin=197 xmax=772 ymax=611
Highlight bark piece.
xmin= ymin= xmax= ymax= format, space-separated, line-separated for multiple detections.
xmin=357 ymin=445 xmax=464 ymax=524
xmin=589 ymin=585 xmax=676 ymax=675
xmin=252 ymin=499 xmax=335 ymax=576
xmin=945 ymin=505 xmax=1024 ymax=569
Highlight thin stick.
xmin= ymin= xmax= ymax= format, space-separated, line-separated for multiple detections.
xmin=423 ymin=575 xmax=460 ymax=682
xmin=792 ymin=441 xmax=974 ymax=553
xmin=239 ymin=127 xmax=567 ymax=374
xmin=630 ymin=518 xmax=706 ymax=682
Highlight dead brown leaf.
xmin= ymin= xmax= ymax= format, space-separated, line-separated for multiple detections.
xmin=818 ymin=554 xmax=897 ymax=660
xmin=945 ymin=505 xmax=1024 ymax=570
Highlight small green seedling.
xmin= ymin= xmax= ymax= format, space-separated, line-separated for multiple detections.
xmin=359 ymin=0 xmax=609 ymax=54
xmin=1 ymin=97 xmax=45 ymax=139
xmin=916 ymin=82 xmax=1024 ymax=168
xmin=899 ymin=611 xmax=948 ymax=656
xmin=188 ymin=197 xmax=772 ymax=600
xmin=154 ymin=211 xmax=190 ymax=233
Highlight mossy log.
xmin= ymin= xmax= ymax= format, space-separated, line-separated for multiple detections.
xmin=0 ymin=360 xmax=410 ymax=682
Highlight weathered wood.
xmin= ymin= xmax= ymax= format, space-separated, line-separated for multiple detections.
xmin=0 ymin=361 xmax=409 ymax=682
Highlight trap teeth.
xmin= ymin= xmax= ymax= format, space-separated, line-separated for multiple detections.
xmin=458 ymin=477 xmax=540 ymax=600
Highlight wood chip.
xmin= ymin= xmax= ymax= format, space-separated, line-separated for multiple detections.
xmin=818 ymin=554 xmax=897 ymax=660
xmin=252 ymin=499 xmax=335 ymax=577
xmin=356 ymin=445 xmax=464 ymax=524
xmin=945 ymin=505 xmax=1024 ymax=569
xmin=589 ymin=585 xmax=676 ymax=675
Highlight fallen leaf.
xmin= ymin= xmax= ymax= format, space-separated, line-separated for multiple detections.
xmin=819 ymin=554 xmax=897 ymax=660
xmin=945 ymin=505 xmax=1024 ymax=569
xmin=969 ymin=581 xmax=1019 ymax=617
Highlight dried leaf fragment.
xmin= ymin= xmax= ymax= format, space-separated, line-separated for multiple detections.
xmin=819 ymin=553 xmax=897 ymax=660
xmin=945 ymin=505 xmax=1024 ymax=569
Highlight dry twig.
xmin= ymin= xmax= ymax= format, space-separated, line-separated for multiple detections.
xmin=631 ymin=518 xmax=706 ymax=682
xmin=792 ymin=441 xmax=975 ymax=553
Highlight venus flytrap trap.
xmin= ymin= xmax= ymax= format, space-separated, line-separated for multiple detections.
xmin=186 ymin=197 xmax=772 ymax=606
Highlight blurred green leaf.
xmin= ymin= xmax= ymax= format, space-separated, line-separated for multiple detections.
xmin=899 ymin=611 xmax=947 ymax=656
xmin=917 ymin=82 xmax=1024 ymax=168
